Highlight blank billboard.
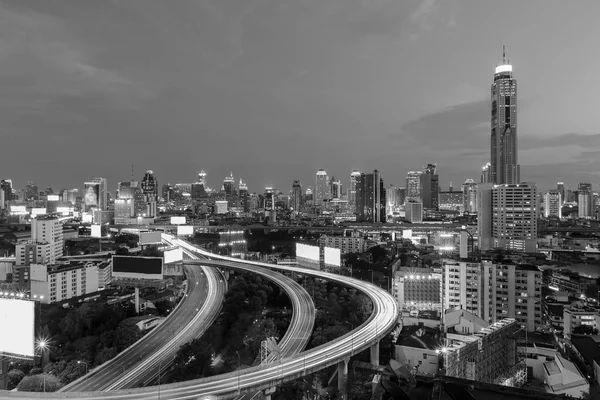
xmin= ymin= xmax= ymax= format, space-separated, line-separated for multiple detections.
xmin=324 ymin=247 xmax=341 ymax=267
xmin=164 ymin=248 xmax=183 ymax=264
xmin=47 ymin=195 xmax=60 ymax=201
xmin=177 ymin=225 xmax=194 ymax=236
xmin=91 ymin=224 xmax=102 ymax=238
xmin=139 ymin=231 xmax=162 ymax=245
xmin=170 ymin=216 xmax=186 ymax=225
xmin=31 ymin=208 xmax=47 ymax=216
xmin=0 ymin=298 xmax=35 ymax=358
xmin=112 ymin=256 xmax=163 ymax=280
xmin=296 ymin=243 xmax=319 ymax=262
xmin=82 ymin=213 xmax=93 ymax=223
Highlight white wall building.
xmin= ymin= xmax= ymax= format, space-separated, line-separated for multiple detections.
xmin=28 ymin=261 xmax=101 ymax=304
xmin=442 ymin=261 xmax=483 ymax=318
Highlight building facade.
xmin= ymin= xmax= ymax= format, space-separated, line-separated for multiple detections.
xmin=355 ymin=170 xmax=385 ymax=223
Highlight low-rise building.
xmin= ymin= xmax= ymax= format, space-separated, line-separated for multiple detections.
xmin=394 ymin=267 xmax=442 ymax=313
xmin=543 ymin=354 xmax=589 ymax=397
xmin=319 ymin=234 xmax=366 ymax=255
xmin=394 ymin=325 xmax=443 ymax=376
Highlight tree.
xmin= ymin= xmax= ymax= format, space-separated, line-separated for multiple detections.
xmin=154 ymin=300 xmax=175 ymax=316
xmin=115 ymin=246 xmax=129 ymax=255
xmin=17 ymin=374 xmax=62 ymax=392
xmin=7 ymin=369 xmax=25 ymax=390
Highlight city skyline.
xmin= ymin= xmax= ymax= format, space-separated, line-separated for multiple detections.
xmin=2 ymin=1 xmax=600 ymax=191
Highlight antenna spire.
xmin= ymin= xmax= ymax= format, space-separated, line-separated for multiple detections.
xmin=503 ymin=45 xmax=506 ymax=64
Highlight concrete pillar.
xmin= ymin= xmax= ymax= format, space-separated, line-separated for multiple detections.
xmin=337 ymin=359 xmax=349 ymax=399
xmin=370 ymin=341 xmax=380 ymax=366
xmin=134 ymin=287 xmax=140 ymax=314
xmin=264 ymin=386 xmax=277 ymax=400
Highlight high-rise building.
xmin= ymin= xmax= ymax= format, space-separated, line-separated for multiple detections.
xmin=291 ymin=180 xmax=303 ymax=212
xmin=349 ymin=170 xmax=361 ymax=207
xmin=420 ymin=164 xmax=439 ymax=209
xmin=482 ymin=261 xmax=542 ymax=332
xmin=25 ymin=181 xmax=39 ymax=201
xmin=442 ymin=261 xmax=483 ymax=317
xmin=544 ymin=190 xmax=562 ymax=218
xmin=238 ymin=179 xmax=249 ymax=212
xmin=330 ymin=177 xmax=342 ymax=199
xmin=223 ymin=173 xmax=235 ymax=196
xmin=481 ymin=163 xmax=491 ymax=183
xmin=355 ymin=170 xmax=385 ymax=223
xmin=84 ymin=178 xmax=108 ymax=211
xmin=198 ymin=170 xmax=207 ymax=187
xmin=405 ymin=202 xmax=423 ymax=223
xmin=406 ymin=171 xmax=422 ymax=203
xmin=394 ymin=267 xmax=442 ymax=313
xmin=0 ymin=179 xmax=12 ymax=208
xmin=490 ymin=46 xmax=520 ymax=185
xmin=114 ymin=198 xmax=135 ymax=219
xmin=578 ymin=183 xmax=593 ymax=219
xmin=479 ymin=183 xmax=538 ymax=252
xmin=141 ymin=170 xmax=158 ymax=198
xmin=315 ymin=169 xmax=329 ymax=204
xmin=305 ymin=187 xmax=313 ymax=204
xmin=27 ymin=216 xmax=63 ymax=265
xmin=462 ymin=179 xmax=478 ymax=213
xmin=162 ymin=183 xmax=174 ymax=202
xmin=557 ymin=182 xmax=566 ymax=205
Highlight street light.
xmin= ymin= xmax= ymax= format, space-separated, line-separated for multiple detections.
xmin=77 ymin=360 xmax=88 ymax=375
xmin=236 ymin=351 xmax=241 ymax=393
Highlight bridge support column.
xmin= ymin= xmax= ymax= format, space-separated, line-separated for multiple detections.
xmin=0 ymin=357 xmax=8 ymax=390
xmin=337 ymin=358 xmax=349 ymax=399
xmin=370 ymin=341 xmax=380 ymax=366
xmin=264 ymin=386 xmax=277 ymax=400
xmin=134 ymin=287 xmax=140 ymax=314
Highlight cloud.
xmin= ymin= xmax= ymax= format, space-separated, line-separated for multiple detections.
xmin=409 ymin=0 xmax=439 ymax=29
xmin=520 ymin=133 xmax=600 ymax=151
xmin=0 ymin=3 xmax=149 ymax=109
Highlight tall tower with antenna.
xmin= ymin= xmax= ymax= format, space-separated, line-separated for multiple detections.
xmin=490 ymin=45 xmax=519 ymax=185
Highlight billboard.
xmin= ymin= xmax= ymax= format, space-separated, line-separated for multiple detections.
xmin=82 ymin=213 xmax=93 ymax=223
xmin=10 ymin=205 xmax=27 ymax=215
xmin=177 ymin=225 xmax=194 ymax=236
xmin=112 ymin=256 xmax=163 ymax=280
xmin=91 ymin=224 xmax=102 ymax=238
xmin=170 ymin=216 xmax=186 ymax=225
xmin=56 ymin=206 xmax=71 ymax=216
xmin=84 ymin=182 xmax=100 ymax=210
xmin=31 ymin=208 xmax=47 ymax=216
xmin=0 ymin=298 xmax=35 ymax=359
xmin=324 ymin=247 xmax=341 ymax=267
xmin=164 ymin=247 xmax=183 ymax=264
xmin=139 ymin=231 xmax=162 ymax=245
xmin=296 ymin=243 xmax=320 ymax=262
xmin=47 ymin=195 xmax=60 ymax=202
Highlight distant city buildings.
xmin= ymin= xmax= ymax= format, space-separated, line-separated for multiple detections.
xmin=420 ymin=164 xmax=439 ymax=210
xmin=544 ymin=190 xmax=562 ymax=218
xmin=355 ymin=170 xmax=385 ymax=223
xmin=315 ymin=169 xmax=329 ymax=205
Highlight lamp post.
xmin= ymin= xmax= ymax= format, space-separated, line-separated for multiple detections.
xmin=37 ymin=340 xmax=48 ymax=393
xmin=77 ymin=360 xmax=88 ymax=375
xmin=236 ymin=351 xmax=241 ymax=393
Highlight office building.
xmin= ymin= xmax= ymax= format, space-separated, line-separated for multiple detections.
xmin=355 ymin=170 xmax=385 ymax=223
xmin=439 ymin=191 xmax=463 ymax=212
xmin=406 ymin=171 xmax=422 ymax=202
xmin=291 ymin=180 xmax=302 ymax=212
xmin=223 ymin=173 xmax=235 ymax=196
xmin=386 ymin=185 xmax=399 ymax=217
xmin=114 ymin=198 xmax=135 ymax=219
xmin=349 ymin=170 xmax=361 ymax=207
xmin=0 ymin=179 xmax=12 ymax=208
xmin=330 ymin=177 xmax=342 ymax=199
xmin=490 ymin=46 xmax=520 ymax=185
xmin=482 ymin=261 xmax=542 ymax=332
xmin=25 ymin=181 xmax=39 ymax=201
xmin=84 ymin=177 xmax=108 ymax=211
xmin=544 ymin=190 xmax=562 ymax=218
xmin=30 ymin=216 xmax=63 ymax=264
xmin=141 ymin=170 xmax=158 ymax=198
xmin=15 ymin=242 xmax=52 ymax=267
xmin=117 ymin=181 xmax=134 ymax=199
xmin=315 ymin=169 xmax=329 ymax=204
xmin=394 ymin=267 xmax=442 ymax=313
xmin=198 ymin=170 xmax=207 ymax=187
xmin=462 ymin=179 xmax=478 ymax=213
xmin=479 ymin=183 xmax=538 ymax=253
xmin=420 ymin=164 xmax=439 ymax=210
xmin=405 ymin=202 xmax=423 ymax=223
xmin=442 ymin=261 xmax=483 ymax=318
xmin=557 ymin=182 xmax=566 ymax=205
xmin=162 ymin=183 xmax=174 ymax=202
xmin=578 ymin=183 xmax=593 ymax=219
xmin=481 ymin=163 xmax=491 ymax=184
xmin=238 ymin=179 xmax=249 ymax=212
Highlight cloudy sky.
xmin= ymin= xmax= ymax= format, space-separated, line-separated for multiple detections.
xmin=1 ymin=0 xmax=599 ymax=194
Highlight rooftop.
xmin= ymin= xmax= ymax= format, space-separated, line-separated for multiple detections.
xmin=396 ymin=325 xmax=443 ymax=350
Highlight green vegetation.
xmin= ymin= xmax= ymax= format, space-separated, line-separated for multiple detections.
xmin=166 ymin=271 xmax=291 ymax=383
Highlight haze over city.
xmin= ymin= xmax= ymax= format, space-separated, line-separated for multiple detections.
xmin=2 ymin=0 xmax=600 ymax=191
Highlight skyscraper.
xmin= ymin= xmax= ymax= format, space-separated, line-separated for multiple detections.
xmin=1 ymin=179 xmax=12 ymax=208
xmin=84 ymin=177 xmax=108 ymax=211
xmin=420 ymin=163 xmax=439 ymax=210
xmin=544 ymin=190 xmax=562 ymax=218
xmin=462 ymin=179 xmax=478 ymax=213
xmin=578 ymin=183 xmax=593 ymax=219
xmin=291 ymin=180 xmax=303 ymax=212
xmin=349 ymin=170 xmax=361 ymax=207
xmin=315 ymin=169 xmax=329 ymax=204
xmin=223 ymin=173 xmax=235 ymax=196
xmin=406 ymin=171 xmax=422 ymax=203
xmin=356 ymin=170 xmax=386 ymax=223
xmin=238 ymin=179 xmax=249 ymax=212
xmin=557 ymin=182 xmax=566 ymax=205
xmin=198 ymin=170 xmax=207 ymax=186
xmin=331 ymin=177 xmax=342 ymax=199
xmin=490 ymin=46 xmax=520 ymax=185
xmin=141 ymin=170 xmax=158 ymax=198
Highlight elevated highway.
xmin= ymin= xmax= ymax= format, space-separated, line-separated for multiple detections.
xmin=60 ymin=243 xmax=227 ymax=392
xmin=0 ymin=235 xmax=398 ymax=399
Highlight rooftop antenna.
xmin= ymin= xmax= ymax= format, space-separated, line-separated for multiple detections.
xmin=131 ymin=164 xmax=134 ymax=182
xmin=502 ymin=45 xmax=507 ymax=64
